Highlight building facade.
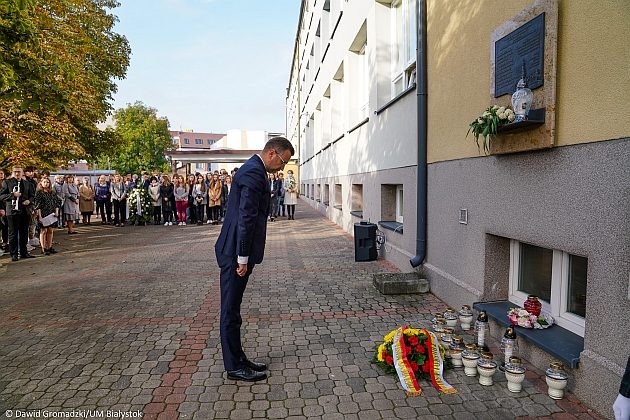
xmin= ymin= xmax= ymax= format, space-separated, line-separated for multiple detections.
xmin=169 ymin=130 xmax=225 ymax=173
xmin=286 ymin=0 xmax=629 ymax=417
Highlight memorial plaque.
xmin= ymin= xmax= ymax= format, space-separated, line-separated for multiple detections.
xmin=494 ymin=13 xmax=545 ymax=97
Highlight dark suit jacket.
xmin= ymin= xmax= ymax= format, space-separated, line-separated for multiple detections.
xmin=215 ymin=155 xmax=270 ymax=265
xmin=0 ymin=178 xmax=35 ymax=216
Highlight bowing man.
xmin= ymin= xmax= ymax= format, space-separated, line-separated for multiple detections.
xmin=214 ymin=137 xmax=294 ymax=382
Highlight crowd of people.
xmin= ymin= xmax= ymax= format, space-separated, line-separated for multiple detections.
xmin=0 ymin=164 xmax=299 ymax=263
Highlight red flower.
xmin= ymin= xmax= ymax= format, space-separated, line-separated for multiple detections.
xmin=385 ymin=356 xmax=394 ymax=366
xmin=405 ymin=346 xmax=412 ymax=355
xmin=381 ymin=349 xmax=388 ymax=360
xmin=409 ymin=361 xmax=419 ymax=372
xmin=422 ymin=362 xmax=430 ymax=373
xmin=408 ymin=336 xmax=419 ymax=346
xmin=415 ymin=345 xmax=425 ymax=354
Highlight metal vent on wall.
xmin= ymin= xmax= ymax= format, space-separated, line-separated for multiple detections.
xmin=459 ymin=209 xmax=468 ymax=225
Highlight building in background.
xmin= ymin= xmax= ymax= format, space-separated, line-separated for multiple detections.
xmin=167 ymin=130 xmax=298 ymax=175
xmin=286 ymin=0 xmax=629 ymax=416
xmin=169 ymin=130 xmax=225 ymax=173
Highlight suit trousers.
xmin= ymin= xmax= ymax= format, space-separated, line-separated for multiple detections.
xmin=217 ymin=252 xmax=255 ymax=371
xmin=7 ymin=213 xmax=30 ymax=257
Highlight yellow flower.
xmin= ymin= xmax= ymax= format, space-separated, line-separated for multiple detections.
xmin=384 ymin=329 xmax=396 ymax=343
xmin=377 ymin=343 xmax=386 ymax=362
xmin=404 ymin=328 xmax=420 ymax=336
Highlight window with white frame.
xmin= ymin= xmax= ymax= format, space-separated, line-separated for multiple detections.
xmin=358 ymin=42 xmax=369 ymax=119
xmin=395 ymin=185 xmax=403 ymax=223
xmin=391 ymin=0 xmax=416 ymax=97
xmin=509 ymin=240 xmax=588 ymax=336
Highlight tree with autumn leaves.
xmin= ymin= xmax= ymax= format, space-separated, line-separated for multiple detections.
xmin=105 ymin=102 xmax=172 ymax=175
xmin=0 ymin=0 xmax=130 ymax=169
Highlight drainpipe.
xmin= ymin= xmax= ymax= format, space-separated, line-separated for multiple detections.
xmin=410 ymin=0 xmax=427 ymax=268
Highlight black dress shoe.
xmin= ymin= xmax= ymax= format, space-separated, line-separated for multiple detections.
xmin=11 ymin=255 xmax=19 ymax=261
xmin=20 ymin=253 xmax=35 ymax=258
xmin=243 ymin=359 xmax=267 ymax=372
xmin=226 ymin=367 xmax=267 ymax=382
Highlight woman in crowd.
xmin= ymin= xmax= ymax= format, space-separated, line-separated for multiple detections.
xmin=79 ymin=176 xmax=95 ymax=225
xmin=207 ymin=173 xmax=222 ymax=225
xmin=0 ymin=170 xmax=8 ymax=251
xmin=171 ymin=173 xmax=179 ymax=222
xmin=174 ymin=175 xmax=188 ymax=226
xmin=53 ymin=175 xmax=65 ymax=228
xmin=269 ymin=173 xmax=279 ymax=222
xmin=221 ymin=174 xmax=232 ymax=217
xmin=186 ymin=174 xmax=197 ymax=224
xmin=110 ymin=174 xmax=127 ymax=227
xmin=148 ymin=176 xmax=161 ymax=225
xmin=192 ymin=174 xmax=207 ymax=225
xmin=73 ymin=177 xmax=81 ymax=224
xmin=284 ymin=170 xmax=298 ymax=220
xmin=276 ymin=172 xmax=285 ymax=218
xmin=33 ymin=177 xmax=61 ymax=255
xmin=62 ymin=175 xmax=79 ymax=234
xmin=159 ymin=175 xmax=174 ymax=226
xmin=94 ymin=175 xmax=111 ymax=224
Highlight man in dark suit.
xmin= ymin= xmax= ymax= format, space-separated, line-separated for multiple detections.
xmin=0 ymin=166 xmax=36 ymax=261
xmin=215 ymin=137 xmax=294 ymax=382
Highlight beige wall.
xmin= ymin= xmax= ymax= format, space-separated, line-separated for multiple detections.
xmin=427 ymin=0 xmax=630 ymax=163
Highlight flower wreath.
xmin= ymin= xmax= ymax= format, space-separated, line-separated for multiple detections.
xmin=372 ymin=326 xmax=456 ymax=396
xmin=127 ymin=186 xmax=153 ymax=223
xmin=507 ymin=308 xmax=554 ymax=329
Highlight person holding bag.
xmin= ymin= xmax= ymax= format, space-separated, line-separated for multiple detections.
xmin=283 ymin=170 xmax=298 ymax=220
xmin=33 ymin=177 xmax=61 ymax=255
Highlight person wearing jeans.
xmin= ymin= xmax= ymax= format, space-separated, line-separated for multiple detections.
xmin=94 ymin=175 xmax=111 ymax=224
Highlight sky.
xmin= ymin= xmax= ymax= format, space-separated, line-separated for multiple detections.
xmin=110 ymin=0 xmax=301 ymax=135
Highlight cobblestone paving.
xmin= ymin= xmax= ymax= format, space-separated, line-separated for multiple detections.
xmin=0 ymin=203 xmax=605 ymax=419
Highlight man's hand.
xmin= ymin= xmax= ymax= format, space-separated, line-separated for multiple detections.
xmin=236 ymin=263 xmax=248 ymax=277
xmin=613 ymin=394 xmax=630 ymax=420
xmin=22 ymin=199 xmax=30 ymax=206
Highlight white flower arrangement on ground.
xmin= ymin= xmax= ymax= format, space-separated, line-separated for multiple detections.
xmin=508 ymin=307 xmax=554 ymax=329
xmin=467 ymin=105 xmax=516 ymax=154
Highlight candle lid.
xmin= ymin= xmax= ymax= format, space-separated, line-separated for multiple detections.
xmin=480 ymin=351 xmax=493 ymax=360
xmin=477 ymin=311 xmax=488 ymax=322
xmin=546 ymin=361 xmax=568 ymax=380
xmin=452 ymin=336 xmax=464 ymax=344
xmin=505 ymin=356 xmax=525 ymax=374
xmin=503 ymin=326 xmax=517 ymax=339
xmin=527 ymin=295 xmax=539 ymax=301
xmin=444 ymin=327 xmax=455 ymax=334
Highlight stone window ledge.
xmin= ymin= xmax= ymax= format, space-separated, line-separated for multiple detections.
xmin=473 ymin=300 xmax=583 ymax=368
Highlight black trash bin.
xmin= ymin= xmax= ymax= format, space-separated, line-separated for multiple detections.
xmin=354 ymin=221 xmax=377 ymax=262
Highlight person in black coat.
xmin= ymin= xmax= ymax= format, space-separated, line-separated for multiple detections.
xmin=0 ymin=166 xmax=36 ymax=260
xmin=159 ymin=175 xmax=175 ymax=226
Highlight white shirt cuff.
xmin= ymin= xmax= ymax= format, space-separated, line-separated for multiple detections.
xmin=237 ymin=256 xmax=249 ymax=264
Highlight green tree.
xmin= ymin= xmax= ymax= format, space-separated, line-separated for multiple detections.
xmin=108 ymin=102 xmax=172 ymax=175
xmin=0 ymin=0 xmax=130 ymax=169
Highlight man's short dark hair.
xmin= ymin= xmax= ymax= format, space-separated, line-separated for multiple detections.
xmin=263 ymin=136 xmax=295 ymax=156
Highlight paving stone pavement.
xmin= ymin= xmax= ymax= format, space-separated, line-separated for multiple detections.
xmin=0 ymin=203 xmax=606 ymax=420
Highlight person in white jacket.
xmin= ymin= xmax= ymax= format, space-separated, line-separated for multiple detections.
xmin=148 ymin=177 xmax=161 ymax=225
